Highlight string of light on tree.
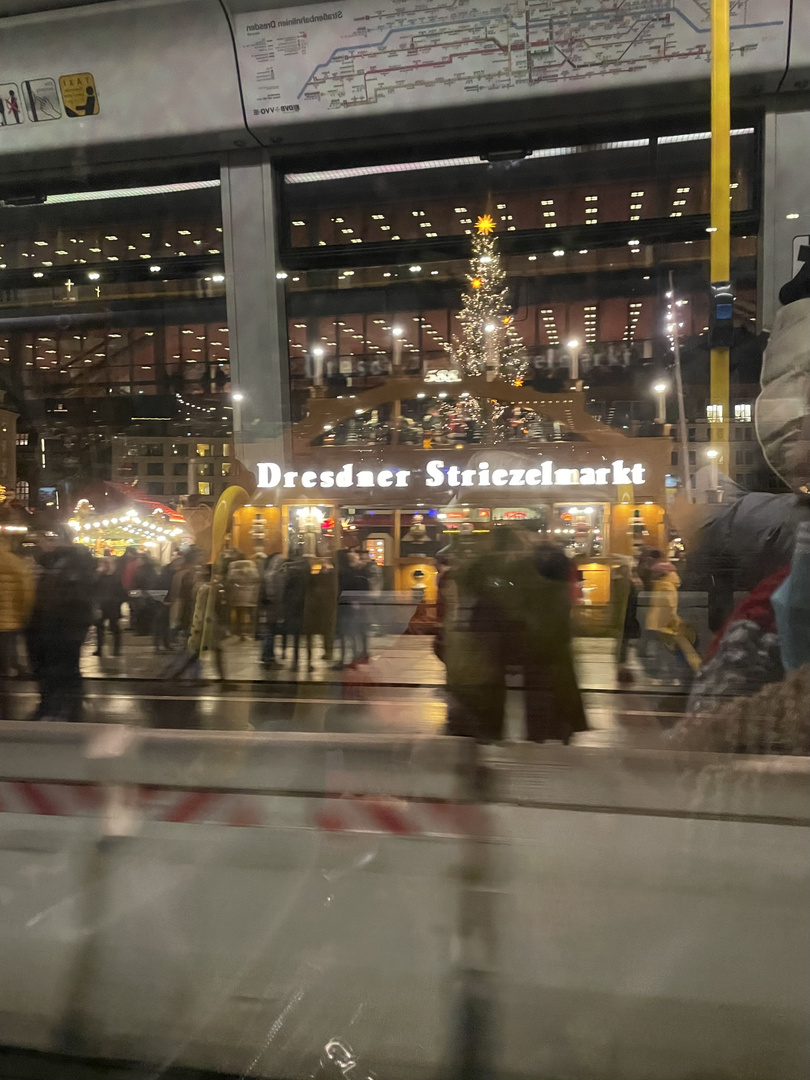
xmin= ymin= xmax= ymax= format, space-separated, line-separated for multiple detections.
xmin=449 ymin=215 xmax=528 ymax=387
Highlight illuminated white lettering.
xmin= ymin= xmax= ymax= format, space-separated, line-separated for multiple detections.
xmin=336 ymin=463 xmax=353 ymax=488
xmin=255 ymin=458 xmax=645 ymax=492
xmin=257 ymin=462 xmax=281 ymax=487
xmin=612 ymin=460 xmax=631 ymax=485
xmin=426 ymin=459 xmax=445 ymax=487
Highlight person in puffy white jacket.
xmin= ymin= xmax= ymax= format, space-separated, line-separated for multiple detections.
xmin=756 ymin=296 xmax=810 ymax=496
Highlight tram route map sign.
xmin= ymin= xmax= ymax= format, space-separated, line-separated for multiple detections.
xmin=237 ymin=0 xmax=788 ymax=123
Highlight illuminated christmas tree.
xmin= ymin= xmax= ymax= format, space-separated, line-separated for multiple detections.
xmin=451 ymin=214 xmax=527 ymax=386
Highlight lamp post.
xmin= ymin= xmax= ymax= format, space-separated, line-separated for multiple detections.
xmin=706 ymin=447 xmax=720 ymax=500
xmin=391 ymin=325 xmax=404 ymax=372
xmin=566 ymin=338 xmax=580 ymax=381
xmin=653 ymin=381 xmax=668 ymax=425
xmin=310 ymin=345 xmax=325 ymax=387
xmin=668 ymin=270 xmax=693 ymax=502
xmin=231 ymin=390 xmax=244 ymax=442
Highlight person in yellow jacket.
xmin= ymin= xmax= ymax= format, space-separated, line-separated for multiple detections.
xmin=643 ymin=551 xmax=700 ymax=682
xmin=0 ymin=536 xmax=35 ymax=716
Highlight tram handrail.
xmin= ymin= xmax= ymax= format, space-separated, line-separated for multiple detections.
xmin=0 ymin=723 xmax=806 ymax=825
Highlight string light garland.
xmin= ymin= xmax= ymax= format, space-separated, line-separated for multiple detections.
xmin=67 ymin=505 xmax=185 ymax=554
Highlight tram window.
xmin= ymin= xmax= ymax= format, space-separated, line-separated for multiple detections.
xmin=279 ymin=130 xmax=759 ymax=430
xmin=0 ymin=165 xmax=229 ymax=512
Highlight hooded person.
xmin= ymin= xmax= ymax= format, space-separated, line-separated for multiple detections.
xmin=26 ymin=545 xmax=97 ymax=721
xmin=670 ymin=260 xmax=810 ymax=752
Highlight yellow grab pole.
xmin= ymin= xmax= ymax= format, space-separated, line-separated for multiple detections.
xmin=210 ymin=484 xmax=250 ymax=567
xmin=710 ymin=0 xmax=731 ymax=472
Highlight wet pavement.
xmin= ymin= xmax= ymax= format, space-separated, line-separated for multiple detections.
xmin=1 ymin=632 xmax=688 ymax=741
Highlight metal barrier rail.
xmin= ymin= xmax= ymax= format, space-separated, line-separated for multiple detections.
xmin=0 ymin=723 xmax=808 ymax=1080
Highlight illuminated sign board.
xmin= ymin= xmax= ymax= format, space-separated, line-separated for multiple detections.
xmin=256 ymin=459 xmax=645 ymax=490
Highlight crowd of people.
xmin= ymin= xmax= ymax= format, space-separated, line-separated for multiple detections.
xmin=0 ymin=531 xmax=389 ymax=722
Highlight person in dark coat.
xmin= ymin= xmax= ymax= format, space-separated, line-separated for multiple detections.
xmin=443 ymin=533 xmax=588 ymax=743
xmin=282 ymin=554 xmax=310 ymax=666
xmin=333 ymin=549 xmax=370 ymax=669
xmin=26 ymin=545 xmax=97 ymax=721
xmin=260 ymin=553 xmax=287 ymax=667
xmin=515 ymin=543 xmax=588 ymax=744
xmin=443 ymin=529 xmax=527 ymax=740
xmin=131 ymin=553 xmax=158 ymax=635
xmin=93 ymin=556 xmax=127 ymax=656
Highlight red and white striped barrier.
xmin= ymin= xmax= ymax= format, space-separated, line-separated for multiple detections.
xmin=0 ymin=781 xmax=476 ymax=837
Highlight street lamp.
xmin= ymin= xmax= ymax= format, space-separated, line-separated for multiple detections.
xmin=567 ymin=338 xmax=580 ymax=381
xmin=706 ymin=448 xmax=720 ymax=495
xmin=310 ymin=345 xmax=325 ymax=387
xmin=231 ymin=390 xmax=244 ymax=439
xmin=653 ymin=381 xmax=668 ymax=425
xmin=391 ymin=325 xmax=404 ymax=371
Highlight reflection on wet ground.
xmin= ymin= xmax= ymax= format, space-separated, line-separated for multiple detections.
xmin=1 ymin=636 xmax=687 ymax=742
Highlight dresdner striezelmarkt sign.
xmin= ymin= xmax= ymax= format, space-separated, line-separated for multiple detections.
xmin=257 ymin=459 xmax=645 ymax=492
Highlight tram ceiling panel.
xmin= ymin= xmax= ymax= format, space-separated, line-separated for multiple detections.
xmin=0 ymin=0 xmax=256 ymax=172
xmin=220 ymin=0 xmax=792 ymax=150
